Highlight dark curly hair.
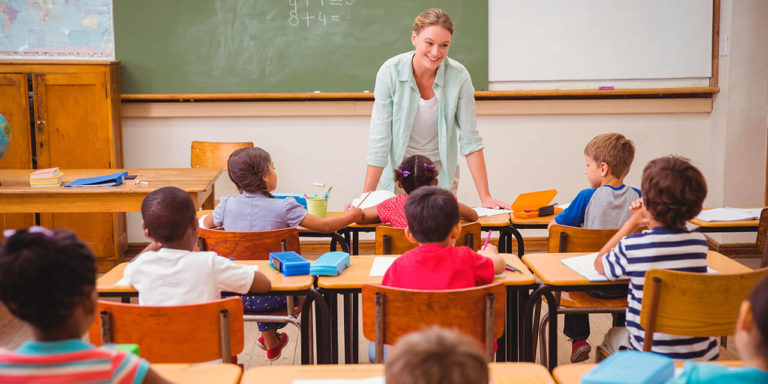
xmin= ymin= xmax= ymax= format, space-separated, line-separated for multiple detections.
xmin=641 ymin=156 xmax=707 ymax=229
xmin=404 ymin=186 xmax=459 ymax=243
xmin=0 ymin=228 xmax=96 ymax=333
xmin=395 ymin=155 xmax=439 ymax=194
xmin=141 ymin=186 xmax=197 ymax=243
xmin=227 ymin=147 xmax=273 ymax=197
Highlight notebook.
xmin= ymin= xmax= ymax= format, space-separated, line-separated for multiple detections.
xmin=562 ymin=253 xmax=717 ymax=281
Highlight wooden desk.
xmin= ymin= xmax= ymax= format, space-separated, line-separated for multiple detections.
xmin=97 ymin=261 xmax=329 ymax=365
xmin=551 ymin=361 xmax=743 ymax=384
xmin=477 ymin=213 xmax=555 ymax=256
xmin=153 ymin=363 xmax=241 ymax=384
xmin=689 ymin=208 xmax=762 ymax=233
xmin=316 ymin=254 xmax=536 ymax=364
xmin=242 ymin=362 xmax=556 ymax=384
xmin=521 ymin=251 xmax=751 ymax=370
xmin=0 ymin=168 xmax=220 ymax=213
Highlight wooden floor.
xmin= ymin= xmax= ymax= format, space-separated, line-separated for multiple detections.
xmin=0 ymin=240 xmax=754 ymax=369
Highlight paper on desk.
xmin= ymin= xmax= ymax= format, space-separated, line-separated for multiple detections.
xmin=562 ymin=253 xmax=717 ymax=282
xmin=293 ymin=377 xmax=384 ymax=384
xmin=369 ymin=256 xmax=397 ymax=276
xmin=351 ymin=190 xmax=396 ymax=209
xmin=473 ymin=207 xmax=513 ymax=218
xmin=695 ymin=208 xmax=761 ymax=222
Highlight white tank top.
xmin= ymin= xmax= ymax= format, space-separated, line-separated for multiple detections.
xmin=405 ymin=96 xmax=440 ymax=161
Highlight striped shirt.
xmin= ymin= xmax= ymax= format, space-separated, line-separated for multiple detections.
xmin=601 ymin=226 xmax=719 ymax=360
xmin=0 ymin=339 xmax=149 ymax=384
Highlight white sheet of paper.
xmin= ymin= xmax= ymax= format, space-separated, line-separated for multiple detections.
xmin=369 ymin=256 xmax=397 ymax=277
xmin=293 ymin=377 xmax=384 ymax=384
xmin=562 ymin=253 xmax=718 ymax=282
xmin=351 ymin=190 xmax=396 ymax=209
xmin=472 ymin=207 xmax=513 ymax=218
xmin=114 ymin=277 xmax=130 ymax=287
xmin=695 ymin=207 xmax=761 ymax=222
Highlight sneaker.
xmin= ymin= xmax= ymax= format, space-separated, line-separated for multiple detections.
xmin=266 ymin=332 xmax=289 ymax=361
xmin=256 ymin=332 xmax=285 ymax=351
xmin=571 ymin=340 xmax=591 ymax=363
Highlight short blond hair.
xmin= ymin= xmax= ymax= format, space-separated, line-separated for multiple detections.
xmin=584 ymin=133 xmax=635 ymax=178
xmin=413 ymin=8 xmax=454 ymax=35
xmin=385 ymin=327 xmax=488 ymax=384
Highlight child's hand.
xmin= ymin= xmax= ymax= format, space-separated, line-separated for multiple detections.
xmin=629 ymin=198 xmax=644 ymax=211
xmin=628 ymin=205 xmax=650 ymax=229
xmin=478 ymin=243 xmax=498 ymax=256
xmin=346 ymin=206 xmax=364 ymax=222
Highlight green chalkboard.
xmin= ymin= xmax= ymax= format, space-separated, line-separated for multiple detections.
xmin=114 ymin=0 xmax=488 ymax=95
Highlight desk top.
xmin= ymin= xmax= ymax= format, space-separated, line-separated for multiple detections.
xmin=241 ymin=362 xmax=555 ymax=383
xmin=153 ymin=363 xmax=241 ymax=384
xmin=522 ymin=251 xmax=752 ymax=286
xmin=688 ymin=207 xmax=763 ymax=229
xmin=551 ymin=361 xmax=743 ymax=384
xmin=97 ymin=261 xmax=314 ymax=294
xmin=317 ymin=254 xmax=535 ymax=290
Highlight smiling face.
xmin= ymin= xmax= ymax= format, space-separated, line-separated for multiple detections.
xmin=411 ymin=25 xmax=452 ymax=73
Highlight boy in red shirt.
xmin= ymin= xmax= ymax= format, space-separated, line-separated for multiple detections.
xmin=382 ymin=186 xmax=504 ymax=289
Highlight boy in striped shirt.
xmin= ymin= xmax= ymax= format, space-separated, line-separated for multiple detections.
xmin=0 ymin=227 xmax=169 ymax=384
xmin=594 ymin=156 xmax=718 ymax=360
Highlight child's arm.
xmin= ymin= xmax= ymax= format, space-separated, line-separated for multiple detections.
xmin=130 ymin=240 xmax=161 ymax=261
xmin=201 ymin=213 xmax=215 ymax=229
xmin=458 ymin=202 xmax=479 ymax=222
xmin=142 ymin=367 xmax=173 ymax=384
xmin=300 ymin=207 xmax=364 ymax=233
xmin=355 ymin=205 xmax=381 ymax=224
xmin=478 ymin=243 xmax=505 ymax=275
xmin=594 ymin=199 xmax=646 ymax=274
xmin=249 ymin=271 xmax=272 ymax=293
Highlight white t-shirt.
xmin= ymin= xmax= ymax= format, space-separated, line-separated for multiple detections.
xmin=124 ymin=248 xmax=255 ymax=305
xmin=405 ymin=96 xmax=440 ymax=161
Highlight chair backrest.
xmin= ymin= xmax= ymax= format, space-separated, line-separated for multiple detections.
xmin=198 ymin=227 xmax=300 ymax=260
xmin=456 ymin=222 xmax=482 ymax=250
xmin=756 ymin=208 xmax=768 ymax=251
xmin=190 ymin=141 xmax=254 ymax=169
xmin=548 ymin=224 xmax=620 ymax=253
xmin=375 ymin=226 xmax=417 ymax=255
xmin=639 ymin=267 xmax=768 ymax=351
xmin=361 ymin=282 xmax=506 ymax=362
xmin=88 ymin=297 xmax=244 ymax=363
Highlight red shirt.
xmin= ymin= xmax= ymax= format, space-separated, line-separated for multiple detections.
xmin=376 ymin=194 xmax=408 ymax=228
xmin=382 ymin=243 xmax=495 ymax=290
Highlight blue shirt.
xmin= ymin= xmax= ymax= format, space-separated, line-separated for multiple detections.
xmin=555 ymin=185 xmax=641 ymax=229
xmin=366 ymin=51 xmax=483 ymax=191
xmin=670 ymin=361 xmax=768 ymax=384
xmin=213 ymin=192 xmax=307 ymax=231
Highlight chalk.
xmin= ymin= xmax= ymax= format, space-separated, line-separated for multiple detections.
xmin=599 ymin=86 xmax=614 ymax=90
xmin=314 ymin=90 xmax=321 ymax=93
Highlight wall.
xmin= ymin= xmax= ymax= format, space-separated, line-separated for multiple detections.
xmin=121 ymin=1 xmax=768 ymax=243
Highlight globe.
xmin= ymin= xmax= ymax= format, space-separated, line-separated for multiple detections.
xmin=0 ymin=113 xmax=9 ymax=161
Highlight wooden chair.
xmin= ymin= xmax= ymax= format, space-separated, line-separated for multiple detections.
xmin=640 ymin=267 xmax=768 ymax=352
xmin=705 ymin=208 xmax=768 ymax=267
xmin=535 ymin=224 xmax=627 ymax=365
xmin=190 ymin=140 xmax=254 ymax=169
xmin=88 ymin=297 xmax=244 ymax=363
xmin=375 ymin=222 xmax=482 ymax=254
xmin=361 ymin=282 xmax=506 ymax=363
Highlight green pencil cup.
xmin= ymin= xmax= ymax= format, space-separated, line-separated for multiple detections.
xmin=307 ymin=196 xmax=328 ymax=218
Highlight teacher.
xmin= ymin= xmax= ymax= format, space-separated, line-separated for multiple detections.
xmin=363 ymin=8 xmax=509 ymax=209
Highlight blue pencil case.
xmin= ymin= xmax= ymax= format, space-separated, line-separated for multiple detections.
xmin=269 ymin=251 xmax=310 ymax=276
xmin=273 ymin=193 xmax=307 ymax=209
xmin=310 ymin=251 xmax=350 ymax=276
xmin=581 ymin=350 xmax=673 ymax=384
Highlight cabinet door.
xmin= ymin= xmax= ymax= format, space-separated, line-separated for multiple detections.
xmin=32 ymin=71 xmax=123 ymax=265
xmin=0 ymin=73 xmax=34 ymax=237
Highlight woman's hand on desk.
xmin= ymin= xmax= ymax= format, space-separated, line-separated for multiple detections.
xmin=480 ymin=196 xmax=511 ymax=210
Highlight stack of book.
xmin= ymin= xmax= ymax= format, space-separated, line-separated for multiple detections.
xmin=29 ymin=167 xmax=63 ymax=187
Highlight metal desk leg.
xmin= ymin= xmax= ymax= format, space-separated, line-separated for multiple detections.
xmin=508 ymin=225 xmax=525 ymax=256
xmin=515 ymin=288 xmax=530 ymax=362
xmin=352 ymin=292 xmax=359 ymax=363
xmin=305 ymin=288 xmax=332 ymax=364
xmin=343 ymin=293 xmax=354 ymax=363
xmin=323 ymin=292 xmax=339 ymax=364
xmin=353 ymin=231 xmax=360 ymax=255
xmin=331 ymin=232 xmax=350 ymax=253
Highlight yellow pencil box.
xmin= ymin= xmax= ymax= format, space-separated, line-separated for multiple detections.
xmin=510 ymin=189 xmax=563 ymax=219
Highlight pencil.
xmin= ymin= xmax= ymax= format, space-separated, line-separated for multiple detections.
xmin=356 ymin=191 xmax=373 ymax=208
xmin=482 ymin=229 xmax=492 ymax=250
xmin=505 ymin=263 xmax=523 ymax=274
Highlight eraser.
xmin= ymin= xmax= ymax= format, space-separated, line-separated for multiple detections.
xmin=599 ymin=86 xmax=614 ymax=90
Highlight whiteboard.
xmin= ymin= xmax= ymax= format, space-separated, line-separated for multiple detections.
xmin=489 ymin=0 xmax=713 ymax=89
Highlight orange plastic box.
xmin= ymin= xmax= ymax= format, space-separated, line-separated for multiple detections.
xmin=510 ymin=189 xmax=563 ymax=219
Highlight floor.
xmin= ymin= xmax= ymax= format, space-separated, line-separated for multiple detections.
xmin=0 ymin=246 xmax=755 ymax=370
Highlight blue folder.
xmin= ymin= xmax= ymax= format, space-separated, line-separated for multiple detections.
xmin=581 ymin=350 xmax=674 ymax=384
xmin=64 ymin=171 xmax=128 ymax=187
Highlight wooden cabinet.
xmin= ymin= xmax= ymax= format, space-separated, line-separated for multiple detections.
xmin=0 ymin=61 xmax=125 ymax=271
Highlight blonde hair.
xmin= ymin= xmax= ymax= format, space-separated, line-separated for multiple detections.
xmin=413 ymin=8 xmax=454 ymax=35
xmin=584 ymin=133 xmax=635 ymax=179
xmin=385 ymin=327 xmax=488 ymax=384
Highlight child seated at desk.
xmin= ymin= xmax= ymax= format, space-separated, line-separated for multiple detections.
xmin=356 ymin=155 xmax=478 ymax=228
xmin=385 ymin=327 xmax=489 ymax=384
xmin=670 ymin=276 xmax=768 ymax=383
xmin=124 ymin=187 xmax=277 ymax=359
xmin=0 ymin=227 xmax=168 ymax=383
xmin=201 ymin=146 xmax=363 ymax=233
xmin=595 ymin=156 xmax=717 ymax=360
xmin=549 ymin=133 xmax=640 ymax=363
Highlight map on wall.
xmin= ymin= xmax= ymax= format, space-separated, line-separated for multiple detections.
xmin=0 ymin=0 xmax=114 ymax=59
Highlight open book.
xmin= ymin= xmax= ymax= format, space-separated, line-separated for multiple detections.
xmin=695 ymin=208 xmax=762 ymax=222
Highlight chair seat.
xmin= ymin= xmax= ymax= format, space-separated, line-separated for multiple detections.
xmin=559 ymin=291 xmax=627 ymax=308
